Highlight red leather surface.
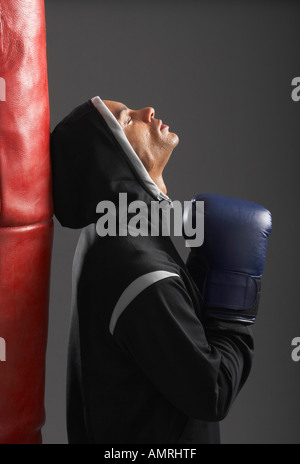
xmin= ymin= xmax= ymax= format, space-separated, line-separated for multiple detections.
xmin=0 ymin=0 xmax=53 ymax=444
xmin=0 ymin=222 xmax=53 ymax=444
xmin=0 ymin=0 xmax=52 ymax=226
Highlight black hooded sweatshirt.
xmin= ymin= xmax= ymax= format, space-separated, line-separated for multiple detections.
xmin=50 ymin=96 xmax=254 ymax=444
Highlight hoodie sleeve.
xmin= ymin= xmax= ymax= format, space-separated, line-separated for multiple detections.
xmin=112 ymin=274 xmax=254 ymax=422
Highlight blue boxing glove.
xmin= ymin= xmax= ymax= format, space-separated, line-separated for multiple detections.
xmin=184 ymin=193 xmax=272 ymax=324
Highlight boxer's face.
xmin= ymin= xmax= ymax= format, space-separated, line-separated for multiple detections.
xmin=103 ymin=100 xmax=179 ymax=174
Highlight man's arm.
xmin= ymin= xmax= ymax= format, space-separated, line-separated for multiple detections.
xmin=112 ymin=275 xmax=253 ymax=422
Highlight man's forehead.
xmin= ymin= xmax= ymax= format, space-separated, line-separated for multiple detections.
xmin=103 ymin=100 xmax=128 ymax=119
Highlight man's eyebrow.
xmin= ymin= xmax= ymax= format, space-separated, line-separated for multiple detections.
xmin=117 ymin=106 xmax=128 ymax=119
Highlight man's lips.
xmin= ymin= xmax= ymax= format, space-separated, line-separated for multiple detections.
xmin=159 ymin=120 xmax=169 ymax=132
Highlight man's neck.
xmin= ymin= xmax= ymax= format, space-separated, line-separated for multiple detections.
xmin=150 ymin=173 xmax=167 ymax=195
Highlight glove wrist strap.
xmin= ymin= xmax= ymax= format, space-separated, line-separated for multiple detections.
xmin=203 ymin=270 xmax=260 ymax=310
xmin=202 ymin=270 xmax=261 ymax=324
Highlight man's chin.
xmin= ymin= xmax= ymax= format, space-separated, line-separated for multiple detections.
xmin=170 ymin=132 xmax=180 ymax=148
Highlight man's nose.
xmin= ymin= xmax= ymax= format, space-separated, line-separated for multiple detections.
xmin=141 ymin=107 xmax=155 ymax=122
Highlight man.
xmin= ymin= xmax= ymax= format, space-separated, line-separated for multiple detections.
xmin=50 ymin=96 xmax=271 ymax=444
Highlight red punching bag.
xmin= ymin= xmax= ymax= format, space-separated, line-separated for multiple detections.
xmin=0 ymin=0 xmax=53 ymax=444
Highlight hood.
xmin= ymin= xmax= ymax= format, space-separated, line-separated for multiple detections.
xmin=50 ymin=96 xmax=171 ymax=229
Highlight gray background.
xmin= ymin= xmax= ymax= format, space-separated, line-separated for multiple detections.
xmin=43 ymin=0 xmax=300 ymax=444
